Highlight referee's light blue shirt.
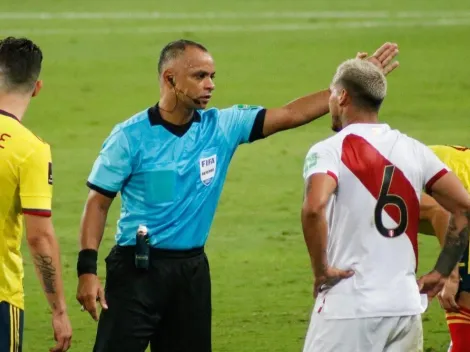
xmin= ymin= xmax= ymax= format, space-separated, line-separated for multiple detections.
xmin=87 ymin=104 xmax=266 ymax=250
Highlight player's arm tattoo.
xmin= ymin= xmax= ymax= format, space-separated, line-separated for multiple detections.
xmin=434 ymin=211 xmax=470 ymax=277
xmin=33 ymin=254 xmax=56 ymax=294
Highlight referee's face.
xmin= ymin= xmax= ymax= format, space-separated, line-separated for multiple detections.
xmin=176 ymin=47 xmax=216 ymax=109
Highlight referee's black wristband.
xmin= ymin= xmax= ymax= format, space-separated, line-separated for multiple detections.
xmin=77 ymin=249 xmax=98 ymax=277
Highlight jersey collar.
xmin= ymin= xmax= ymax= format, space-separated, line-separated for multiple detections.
xmin=0 ymin=109 xmax=20 ymax=122
xmin=147 ymin=103 xmax=201 ymax=137
xmin=342 ymin=123 xmax=390 ymax=132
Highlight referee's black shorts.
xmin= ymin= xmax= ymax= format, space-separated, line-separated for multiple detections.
xmin=0 ymin=301 xmax=24 ymax=352
xmin=93 ymin=245 xmax=212 ymax=352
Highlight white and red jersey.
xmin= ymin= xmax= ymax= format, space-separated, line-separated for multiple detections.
xmin=303 ymin=123 xmax=449 ymax=319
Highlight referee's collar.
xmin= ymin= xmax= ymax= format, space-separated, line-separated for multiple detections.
xmin=148 ymin=103 xmax=201 ymax=137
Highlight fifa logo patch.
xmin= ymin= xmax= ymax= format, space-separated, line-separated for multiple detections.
xmin=199 ymin=154 xmax=217 ymax=186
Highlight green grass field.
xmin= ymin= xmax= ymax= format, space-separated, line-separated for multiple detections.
xmin=1 ymin=0 xmax=470 ymax=351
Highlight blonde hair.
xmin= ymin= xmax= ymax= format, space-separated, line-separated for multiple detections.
xmin=331 ymin=58 xmax=387 ymax=111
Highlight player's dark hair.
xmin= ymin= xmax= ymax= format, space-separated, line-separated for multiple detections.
xmin=0 ymin=36 xmax=43 ymax=93
xmin=338 ymin=78 xmax=384 ymax=112
xmin=158 ymin=39 xmax=208 ymax=75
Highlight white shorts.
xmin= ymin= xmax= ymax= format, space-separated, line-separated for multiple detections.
xmin=302 ymin=312 xmax=423 ymax=352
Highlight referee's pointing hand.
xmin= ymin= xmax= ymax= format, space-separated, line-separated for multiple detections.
xmin=76 ymin=273 xmax=108 ymax=321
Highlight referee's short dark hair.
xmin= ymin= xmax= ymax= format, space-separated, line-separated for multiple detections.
xmin=0 ymin=36 xmax=43 ymax=93
xmin=158 ymin=39 xmax=208 ymax=75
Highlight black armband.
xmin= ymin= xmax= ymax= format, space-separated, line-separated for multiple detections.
xmin=248 ymin=109 xmax=266 ymax=142
xmin=77 ymin=249 xmax=98 ymax=277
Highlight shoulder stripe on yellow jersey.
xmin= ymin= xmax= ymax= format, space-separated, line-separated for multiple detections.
xmin=447 ymin=145 xmax=470 ymax=152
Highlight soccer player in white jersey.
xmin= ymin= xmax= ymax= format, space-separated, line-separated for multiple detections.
xmin=301 ymin=58 xmax=470 ymax=352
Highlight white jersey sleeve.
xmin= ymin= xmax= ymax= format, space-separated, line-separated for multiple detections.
xmin=415 ymin=141 xmax=450 ymax=192
xmin=303 ymin=142 xmax=340 ymax=183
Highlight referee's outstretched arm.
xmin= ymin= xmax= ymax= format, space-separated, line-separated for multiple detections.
xmin=261 ymin=43 xmax=399 ymax=138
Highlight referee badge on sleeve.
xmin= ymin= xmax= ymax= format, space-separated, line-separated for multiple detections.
xmin=199 ymin=154 xmax=217 ymax=186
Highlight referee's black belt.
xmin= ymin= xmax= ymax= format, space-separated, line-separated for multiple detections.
xmin=114 ymin=245 xmax=204 ymax=259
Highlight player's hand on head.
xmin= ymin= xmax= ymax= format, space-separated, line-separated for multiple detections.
xmin=313 ymin=267 xmax=354 ymax=298
xmin=356 ymin=42 xmax=400 ymax=76
xmin=50 ymin=311 xmax=72 ymax=352
xmin=437 ymin=277 xmax=460 ymax=312
xmin=417 ymin=270 xmax=447 ymax=300
xmin=76 ymin=273 xmax=108 ymax=321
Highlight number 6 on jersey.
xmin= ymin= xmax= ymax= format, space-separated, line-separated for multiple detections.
xmin=375 ymin=165 xmax=408 ymax=238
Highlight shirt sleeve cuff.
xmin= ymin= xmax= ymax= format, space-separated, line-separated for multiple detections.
xmin=86 ymin=181 xmax=118 ymax=198
xmin=327 ymin=171 xmax=338 ymax=184
xmin=22 ymin=209 xmax=52 ymax=217
xmin=248 ymin=109 xmax=266 ymax=142
xmin=425 ymin=168 xmax=449 ymax=194
xmin=304 ymin=170 xmax=338 ymax=185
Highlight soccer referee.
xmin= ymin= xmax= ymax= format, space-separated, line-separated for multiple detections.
xmin=76 ymin=39 xmax=399 ymax=352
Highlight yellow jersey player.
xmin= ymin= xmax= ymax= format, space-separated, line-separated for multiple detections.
xmin=419 ymin=145 xmax=470 ymax=352
xmin=0 ymin=37 xmax=71 ymax=352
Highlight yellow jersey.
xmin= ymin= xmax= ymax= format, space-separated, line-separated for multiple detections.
xmin=430 ymin=144 xmax=470 ymax=292
xmin=0 ymin=110 xmax=53 ymax=309
xmin=429 ymin=145 xmax=470 ymax=192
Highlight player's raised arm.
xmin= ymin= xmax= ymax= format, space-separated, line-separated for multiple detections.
xmin=261 ymin=43 xmax=399 ymax=137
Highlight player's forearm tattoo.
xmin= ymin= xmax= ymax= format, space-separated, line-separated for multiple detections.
xmin=434 ymin=211 xmax=470 ymax=277
xmin=34 ymin=254 xmax=56 ymax=294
